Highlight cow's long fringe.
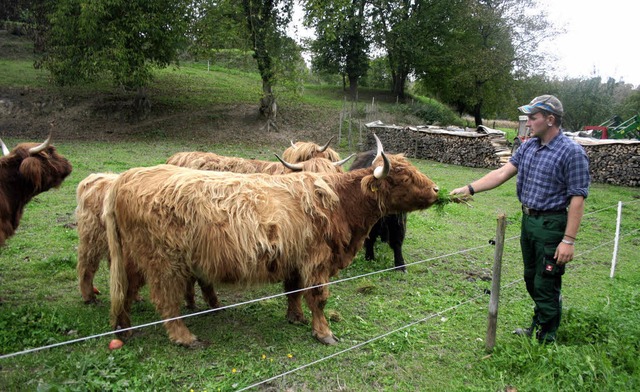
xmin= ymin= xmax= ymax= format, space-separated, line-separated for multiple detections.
xmin=103 ymin=184 xmax=127 ymax=326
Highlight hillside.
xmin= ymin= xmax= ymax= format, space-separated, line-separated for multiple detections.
xmin=0 ymin=30 xmax=417 ymax=149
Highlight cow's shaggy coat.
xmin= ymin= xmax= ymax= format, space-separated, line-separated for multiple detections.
xmin=282 ymin=137 xmax=341 ymax=163
xmin=76 ymin=151 xmax=349 ymax=303
xmin=106 ymin=143 xmax=439 ymax=347
xmin=0 ymin=135 xmax=72 ymax=246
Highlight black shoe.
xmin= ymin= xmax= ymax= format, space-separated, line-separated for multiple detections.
xmin=513 ymin=327 xmax=533 ymax=337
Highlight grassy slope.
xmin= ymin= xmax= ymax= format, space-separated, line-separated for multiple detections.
xmin=1 ymin=33 xmax=639 ymax=391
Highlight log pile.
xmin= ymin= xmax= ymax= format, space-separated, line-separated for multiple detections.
xmin=364 ymin=123 xmax=508 ymax=169
xmin=364 ymin=123 xmax=640 ymax=187
xmin=570 ymin=137 xmax=640 ymax=187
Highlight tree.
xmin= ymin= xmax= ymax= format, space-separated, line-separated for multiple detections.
xmin=241 ymin=0 xmax=294 ymax=127
xmin=416 ymin=0 xmax=556 ymax=126
xmin=305 ymin=0 xmax=370 ymax=100
xmin=41 ymin=0 xmax=191 ymax=90
xmin=368 ymin=0 xmax=459 ymax=100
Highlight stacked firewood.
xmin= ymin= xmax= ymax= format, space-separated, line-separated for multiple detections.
xmin=363 ymin=123 xmax=640 ymax=187
xmin=364 ymin=123 xmax=508 ymax=169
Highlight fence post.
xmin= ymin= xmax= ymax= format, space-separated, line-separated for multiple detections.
xmin=486 ymin=214 xmax=506 ymax=353
xmin=610 ymin=201 xmax=623 ymax=278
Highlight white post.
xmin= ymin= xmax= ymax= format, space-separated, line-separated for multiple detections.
xmin=610 ymin=201 xmax=623 ymax=278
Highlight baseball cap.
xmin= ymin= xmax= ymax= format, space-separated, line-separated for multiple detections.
xmin=518 ymin=95 xmax=564 ymax=116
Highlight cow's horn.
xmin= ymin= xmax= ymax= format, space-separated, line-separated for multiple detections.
xmin=28 ymin=132 xmax=52 ymax=154
xmin=373 ymin=134 xmax=390 ymax=179
xmin=274 ymin=153 xmax=304 ymax=171
xmin=0 ymin=138 xmax=9 ymax=156
xmin=317 ymin=136 xmax=335 ymax=152
xmin=333 ymin=153 xmax=356 ymax=167
xmin=374 ymin=152 xmax=390 ymax=179
xmin=290 ymin=140 xmax=297 ymax=148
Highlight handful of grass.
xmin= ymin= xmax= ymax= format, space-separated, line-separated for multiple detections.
xmin=433 ymin=188 xmax=474 ymax=211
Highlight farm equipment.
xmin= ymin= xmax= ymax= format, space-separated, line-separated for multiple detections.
xmin=511 ymin=115 xmax=530 ymax=154
xmin=583 ymin=114 xmax=640 ymax=140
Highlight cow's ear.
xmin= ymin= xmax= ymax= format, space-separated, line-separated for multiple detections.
xmin=19 ymin=157 xmax=44 ymax=190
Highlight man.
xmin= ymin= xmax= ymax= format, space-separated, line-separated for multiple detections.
xmin=450 ymin=95 xmax=590 ymax=343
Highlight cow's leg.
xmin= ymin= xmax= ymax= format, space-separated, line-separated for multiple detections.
xmin=363 ymin=237 xmax=375 ymax=261
xmin=77 ymin=235 xmax=105 ymax=304
xmin=198 ymin=278 xmax=221 ymax=309
xmin=148 ymin=273 xmax=200 ymax=347
xmin=304 ymin=278 xmax=337 ymax=345
xmin=284 ymin=271 xmax=308 ymax=325
xmin=389 ymin=214 xmax=407 ymax=272
xmin=184 ymin=276 xmax=197 ymax=310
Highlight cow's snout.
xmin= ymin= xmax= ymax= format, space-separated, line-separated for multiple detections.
xmin=433 ymin=186 xmax=439 ymax=193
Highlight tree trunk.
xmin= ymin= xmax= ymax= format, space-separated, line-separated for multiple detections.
xmin=348 ymin=74 xmax=359 ymax=101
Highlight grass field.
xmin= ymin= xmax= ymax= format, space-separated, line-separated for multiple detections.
xmin=1 ymin=31 xmax=639 ymax=392
xmin=0 ymin=136 xmax=638 ymax=391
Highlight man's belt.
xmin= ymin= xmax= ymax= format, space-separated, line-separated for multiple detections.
xmin=522 ymin=205 xmax=567 ymax=216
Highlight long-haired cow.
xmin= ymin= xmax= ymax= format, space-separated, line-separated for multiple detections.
xmin=76 ymin=151 xmax=352 ymax=304
xmin=165 ymin=150 xmax=353 ymax=174
xmin=105 ymin=136 xmax=439 ymax=347
xmin=282 ymin=136 xmax=341 ymax=163
xmin=0 ymin=134 xmax=72 ymax=246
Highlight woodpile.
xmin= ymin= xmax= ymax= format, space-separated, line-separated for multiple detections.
xmin=363 ymin=122 xmax=509 ymax=169
xmin=570 ymin=137 xmax=640 ymax=187
xmin=363 ymin=123 xmax=640 ymax=187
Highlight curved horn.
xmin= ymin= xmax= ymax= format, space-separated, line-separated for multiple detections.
xmin=274 ymin=153 xmax=304 ymax=172
xmin=28 ymin=132 xmax=52 ymax=155
xmin=371 ymin=133 xmax=385 ymax=165
xmin=290 ymin=140 xmax=297 ymax=149
xmin=373 ymin=152 xmax=390 ymax=179
xmin=332 ymin=153 xmax=356 ymax=167
xmin=0 ymin=138 xmax=9 ymax=156
xmin=372 ymin=134 xmax=390 ymax=179
xmin=317 ymin=135 xmax=335 ymax=152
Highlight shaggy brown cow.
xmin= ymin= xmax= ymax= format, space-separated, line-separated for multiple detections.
xmin=165 ymin=151 xmax=353 ymax=174
xmin=0 ymin=134 xmax=72 ymax=246
xmin=76 ymin=152 xmax=352 ymax=304
xmin=105 ymin=135 xmax=439 ymax=347
xmin=282 ymin=136 xmax=341 ymax=163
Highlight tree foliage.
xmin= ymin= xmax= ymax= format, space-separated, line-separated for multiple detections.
xmin=416 ymin=0 xmax=556 ymax=125
xmin=41 ymin=0 xmax=191 ymax=89
xmin=305 ymin=0 xmax=370 ymax=100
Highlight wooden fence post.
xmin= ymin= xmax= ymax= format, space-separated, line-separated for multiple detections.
xmin=486 ymin=214 xmax=506 ymax=352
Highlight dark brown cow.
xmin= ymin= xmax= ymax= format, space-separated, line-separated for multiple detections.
xmin=105 ymin=135 xmax=439 ymax=347
xmin=282 ymin=136 xmax=341 ymax=163
xmin=0 ymin=134 xmax=72 ymax=246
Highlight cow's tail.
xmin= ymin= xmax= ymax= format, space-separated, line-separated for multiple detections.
xmin=103 ymin=183 xmax=127 ymax=328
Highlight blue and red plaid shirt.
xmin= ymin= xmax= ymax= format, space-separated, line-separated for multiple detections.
xmin=510 ymin=132 xmax=590 ymax=211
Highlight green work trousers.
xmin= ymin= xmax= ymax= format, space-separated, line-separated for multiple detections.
xmin=520 ymin=212 xmax=567 ymax=341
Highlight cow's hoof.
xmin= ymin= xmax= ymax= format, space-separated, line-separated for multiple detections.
xmin=83 ymin=297 xmax=99 ymax=305
xmin=314 ymin=332 xmax=339 ymax=345
xmin=287 ymin=314 xmax=309 ymax=325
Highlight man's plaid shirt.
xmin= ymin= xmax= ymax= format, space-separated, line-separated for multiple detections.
xmin=510 ymin=132 xmax=590 ymax=211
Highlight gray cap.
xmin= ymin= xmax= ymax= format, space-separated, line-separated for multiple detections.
xmin=518 ymin=95 xmax=564 ymax=116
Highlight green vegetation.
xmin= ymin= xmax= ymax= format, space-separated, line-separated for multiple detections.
xmin=1 ymin=137 xmax=638 ymax=391
xmin=1 ymin=31 xmax=639 ymax=392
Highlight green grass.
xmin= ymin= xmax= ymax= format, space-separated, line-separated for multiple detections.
xmin=1 ymin=31 xmax=639 ymax=392
xmin=0 ymin=138 xmax=638 ymax=391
